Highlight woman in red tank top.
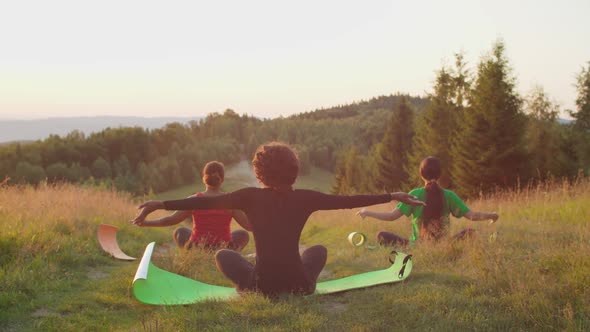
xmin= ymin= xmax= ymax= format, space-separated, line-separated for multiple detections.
xmin=133 ymin=161 xmax=251 ymax=251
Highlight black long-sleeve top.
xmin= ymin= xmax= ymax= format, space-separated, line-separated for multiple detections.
xmin=164 ymin=187 xmax=391 ymax=295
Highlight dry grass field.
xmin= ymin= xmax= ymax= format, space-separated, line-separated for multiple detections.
xmin=1 ymin=176 xmax=588 ymax=331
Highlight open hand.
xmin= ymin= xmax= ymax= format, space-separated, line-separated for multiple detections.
xmin=489 ymin=212 xmax=499 ymax=224
xmin=356 ymin=208 xmax=368 ymax=219
xmin=130 ymin=200 xmax=165 ymax=226
xmin=391 ymin=192 xmax=426 ymax=207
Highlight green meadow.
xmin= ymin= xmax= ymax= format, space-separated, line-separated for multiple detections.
xmin=1 ymin=173 xmax=589 ymax=331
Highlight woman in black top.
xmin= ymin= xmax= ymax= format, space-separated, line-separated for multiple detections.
xmin=132 ymin=142 xmax=424 ymax=296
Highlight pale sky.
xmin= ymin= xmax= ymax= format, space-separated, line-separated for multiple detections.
xmin=1 ymin=0 xmax=589 ymax=119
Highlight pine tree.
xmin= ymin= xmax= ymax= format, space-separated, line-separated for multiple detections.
xmin=375 ymin=97 xmax=414 ymax=192
xmin=570 ymin=61 xmax=590 ymax=174
xmin=331 ymin=156 xmax=345 ymax=194
xmin=450 ymin=41 xmax=527 ymax=196
xmin=331 ymin=147 xmax=362 ymax=194
xmin=524 ymin=86 xmax=564 ymax=178
xmin=407 ymin=54 xmax=470 ymax=189
xmin=571 ymin=61 xmax=590 ymax=131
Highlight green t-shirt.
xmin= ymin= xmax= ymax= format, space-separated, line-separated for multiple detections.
xmin=396 ymin=187 xmax=470 ymax=242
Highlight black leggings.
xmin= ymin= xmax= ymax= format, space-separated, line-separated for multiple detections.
xmin=377 ymin=227 xmax=476 ymax=246
xmin=173 ymin=227 xmax=250 ymax=251
xmin=214 ymin=245 xmax=327 ymax=293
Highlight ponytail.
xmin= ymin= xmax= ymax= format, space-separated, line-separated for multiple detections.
xmin=423 ymin=181 xmax=444 ymax=224
xmin=419 ymin=157 xmax=444 ymax=229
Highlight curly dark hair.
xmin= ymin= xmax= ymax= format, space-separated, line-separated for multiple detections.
xmin=202 ymin=161 xmax=225 ymax=187
xmin=252 ymin=142 xmax=299 ymax=189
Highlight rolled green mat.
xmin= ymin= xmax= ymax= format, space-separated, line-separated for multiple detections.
xmin=348 ymin=232 xmax=366 ymax=247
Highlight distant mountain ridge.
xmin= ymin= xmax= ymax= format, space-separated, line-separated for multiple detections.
xmin=0 ymin=116 xmax=202 ymax=143
xmin=0 ymin=104 xmax=575 ymax=143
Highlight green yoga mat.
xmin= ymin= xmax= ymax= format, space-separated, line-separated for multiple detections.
xmin=132 ymin=242 xmax=413 ymax=305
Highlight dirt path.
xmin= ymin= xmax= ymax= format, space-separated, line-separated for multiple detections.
xmin=225 ymin=159 xmax=258 ymax=187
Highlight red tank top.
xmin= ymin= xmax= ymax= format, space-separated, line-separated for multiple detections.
xmin=189 ymin=193 xmax=233 ymax=245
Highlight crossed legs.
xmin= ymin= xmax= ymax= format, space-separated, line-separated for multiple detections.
xmin=214 ymin=245 xmax=327 ymax=294
xmin=214 ymin=249 xmax=255 ymax=292
xmin=172 ymin=227 xmax=250 ymax=251
xmin=377 ymin=231 xmax=410 ymax=246
xmin=377 ymin=227 xmax=477 ymax=246
xmin=301 ymin=245 xmax=328 ymax=287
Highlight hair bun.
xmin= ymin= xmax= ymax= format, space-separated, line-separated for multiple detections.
xmin=202 ymin=161 xmax=225 ymax=186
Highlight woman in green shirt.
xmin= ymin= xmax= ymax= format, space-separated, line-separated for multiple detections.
xmin=357 ymin=156 xmax=499 ymax=245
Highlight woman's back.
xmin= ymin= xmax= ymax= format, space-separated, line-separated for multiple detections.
xmin=364 ymin=157 xmax=498 ymax=246
xmin=164 ymin=187 xmax=392 ymax=295
xmin=398 ymin=187 xmax=470 ymax=241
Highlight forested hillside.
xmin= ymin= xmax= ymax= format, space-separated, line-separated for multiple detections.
xmin=0 ymin=94 xmax=424 ymax=195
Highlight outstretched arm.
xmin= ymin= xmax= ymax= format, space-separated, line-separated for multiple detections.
xmin=464 ymin=210 xmax=499 ymax=223
xmin=305 ymin=191 xmax=425 ymax=212
xmin=131 ymin=189 xmax=251 ymax=225
xmin=134 ymin=210 xmax=192 ymax=227
xmin=357 ymin=207 xmax=404 ymax=221
xmin=232 ymin=210 xmax=252 ymax=231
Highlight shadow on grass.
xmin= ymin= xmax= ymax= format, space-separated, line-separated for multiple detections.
xmin=408 ymin=271 xmax=474 ymax=287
